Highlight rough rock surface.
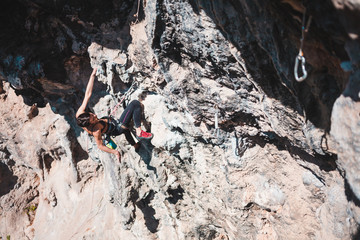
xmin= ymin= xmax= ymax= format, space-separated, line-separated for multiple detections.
xmin=0 ymin=0 xmax=360 ymax=239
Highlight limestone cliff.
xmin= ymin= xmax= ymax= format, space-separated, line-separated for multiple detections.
xmin=0 ymin=0 xmax=359 ymax=239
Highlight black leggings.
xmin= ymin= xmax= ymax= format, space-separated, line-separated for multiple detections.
xmin=112 ymin=100 xmax=142 ymax=146
xmin=123 ymin=129 xmax=136 ymax=146
xmin=119 ymin=100 xmax=142 ymax=128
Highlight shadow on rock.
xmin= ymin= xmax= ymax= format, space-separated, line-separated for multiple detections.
xmin=189 ymin=0 xmax=347 ymax=131
xmin=67 ymin=128 xmax=89 ymax=165
xmin=246 ymin=130 xmax=337 ymax=172
xmin=345 ymin=178 xmax=360 ymax=208
xmin=166 ymin=185 xmax=184 ymax=204
xmin=136 ymin=190 xmax=159 ymax=233
xmin=353 ymin=226 xmax=360 ymax=240
xmin=136 ymin=140 xmax=157 ymax=178
xmin=0 ymin=161 xmax=18 ymax=197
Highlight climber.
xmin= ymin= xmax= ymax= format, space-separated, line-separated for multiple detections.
xmin=75 ymin=67 xmax=153 ymax=162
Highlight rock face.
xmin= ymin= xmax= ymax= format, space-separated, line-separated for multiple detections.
xmin=0 ymin=0 xmax=360 ymax=239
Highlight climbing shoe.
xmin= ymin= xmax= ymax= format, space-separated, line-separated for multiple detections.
xmin=137 ymin=130 xmax=153 ymax=140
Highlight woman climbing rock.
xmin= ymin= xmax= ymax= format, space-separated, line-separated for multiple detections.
xmin=76 ymin=67 xmax=153 ymax=162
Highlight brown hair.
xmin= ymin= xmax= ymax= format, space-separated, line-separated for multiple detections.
xmin=76 ymin=112 xmax=91 ymax=127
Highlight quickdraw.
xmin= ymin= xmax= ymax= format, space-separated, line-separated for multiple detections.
xmin=133 ymin=0 xmax=141 ymax=23
xmin=294 ymin=52 xmax=307 ymax=82
xmin=214 ymin=104 xmax=219 ymax=138
xmin=212 ymin=102 xmax=223 ymax=139
xmin=294 ymin=9 xmax=312 ymax=82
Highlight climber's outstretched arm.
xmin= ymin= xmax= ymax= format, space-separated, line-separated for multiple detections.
xmin=76 ymin=68 xmax=97 ymax=118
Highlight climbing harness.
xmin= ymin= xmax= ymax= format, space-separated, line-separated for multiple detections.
xmin=294 ymin=9 xmax=312 ymax=82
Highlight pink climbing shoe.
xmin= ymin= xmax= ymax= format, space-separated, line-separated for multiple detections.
xmin=137 ymin=130 xmax=153 ymax=140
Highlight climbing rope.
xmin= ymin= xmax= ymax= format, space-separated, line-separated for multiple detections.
xmin=109 ymin=81 xmax=136 ymax=117
xmin=294 ymin=9 xmax=312 ymax=82
xmin=98 ymin=78 xmax=139 ymax=118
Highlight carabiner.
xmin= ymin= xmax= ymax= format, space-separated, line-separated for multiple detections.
xmin=294 ymin=54 xmax=308 ymax=82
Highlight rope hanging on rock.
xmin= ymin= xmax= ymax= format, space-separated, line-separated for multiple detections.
xmin=109 ymin=79 xmax=137 ymax=116
xmin=294 ymin=9 xmax=312 ymax=82
xmin=97 ymin=78 xmax=138 ymax=117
